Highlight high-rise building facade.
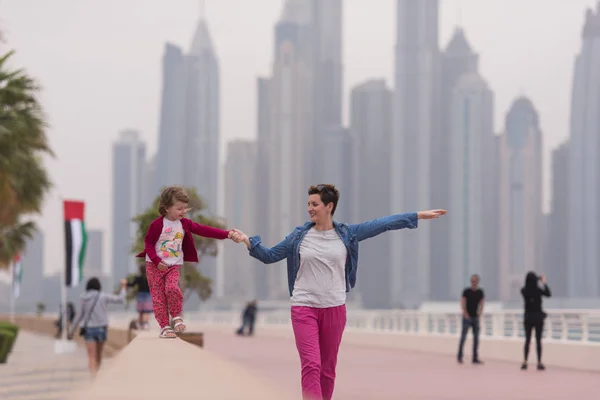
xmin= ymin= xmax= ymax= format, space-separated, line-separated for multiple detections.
xmin=430 ymin=28 xmax=479 ymax=301
xmin=183 ymin=17 xmax=220 ymax=213
xmin=391 ymin=0 xmax=440 ymax=307
xmin=350 ymin=79 xmax=393 ymax=308
xmin=545 ymin=141 xmax=569 ymax=297
xmin=266 ymin=1 xmax=315 ymax=299
xmin=223 ymin=140 xmax=258 ymax=300
xmin=567 ymin=3 xmax=600 ymax=298
xmin=497 ymin=98 xmax=543 ymax=301
xmin=448 ymin=73 xmax=495 ymax=297
xmin=155 ymin=43 xmax=186 ymax=193
xmin=112 ymin=130 xmax=146 ymax=278
xmin=254 ymin=77 xmax=271 ymax=300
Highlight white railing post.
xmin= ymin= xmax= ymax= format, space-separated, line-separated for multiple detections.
xmin=418 ymin=313 xmax=428 ymax=335
xmin=492 ymin=313 xmax=504 ymax=338
xmin=581 ymin=317 xmax=589 ymax=343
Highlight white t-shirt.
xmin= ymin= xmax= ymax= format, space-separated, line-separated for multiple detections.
xmin=291 ymin=228 xmax=348 ymax=308
xmin=146 ymin=218 xmax=185 ymax=266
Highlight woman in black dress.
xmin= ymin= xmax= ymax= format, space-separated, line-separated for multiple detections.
xmin=521 ymin=271 xmax=551 ymax=370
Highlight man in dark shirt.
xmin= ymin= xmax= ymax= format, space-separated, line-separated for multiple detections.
xmin=457 ymin=274 xmax=485 ymax=364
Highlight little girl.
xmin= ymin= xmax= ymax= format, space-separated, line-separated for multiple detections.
xmin=137 ymin=186 xmax=239 ymax=338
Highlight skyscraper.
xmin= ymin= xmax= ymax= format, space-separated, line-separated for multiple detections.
xmin=254 ymin=77 xmax=271 ymax=300
xmin=223 ymin=140 xmax=258 ymax=300
xmin=154 ymin=14 xmax=219 ymax=213
xmin=497 ymin=98 xmax=543 ymax=301
xmin=546 ymin=141 xmax=569 ymax=297
xmin=183 ymin=15 xmax=220 ymax=213
xmin=310 ymin=0 xmax=343 ymax=178
xmin=266 ymin=0 xmax=315 ymax=299
xmin=391 ymin=0 xmax=440 ymax=307
xmin=86 ymin=229 xmax=104 ymax=275
xmin=17 ymin=231 xmax=44 ymax=312
xmin=567 ymin=3 xmax=600 ymax=298
xmin=313 ymin=126 xmax=351 ymax=222
xmin=112 ymin=130 xmax=146 ymax=279
xmin=430 ymin=27 xmax=479 ymax=301
xmin=350 ymin=79 xmax=393 ymax=308
xmin=448 ymin=73 xmax=495 ymax=297
xmin=155 ymin=43 xmax=185 ymax=193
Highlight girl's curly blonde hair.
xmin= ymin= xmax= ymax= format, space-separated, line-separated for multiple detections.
xmin=158 ymin=186 xmax=189 ymax=216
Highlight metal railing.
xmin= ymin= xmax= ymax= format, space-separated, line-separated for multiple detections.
xmin=188 ymin=309 xmax=600 ymax=344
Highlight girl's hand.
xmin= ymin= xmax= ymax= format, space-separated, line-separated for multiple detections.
xmin=157 ymin=261 xmax=168 ymax=271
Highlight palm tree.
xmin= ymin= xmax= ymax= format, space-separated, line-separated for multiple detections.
xmin=130 ymin=187 xmax=225 ymax=303
xmin=0 ymin=50 xmax=53 ymax=268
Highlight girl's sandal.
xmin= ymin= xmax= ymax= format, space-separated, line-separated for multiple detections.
xmin=159 ymin=326 xmax=177 ymax=338
xmin=172 ymin=316 xmax=187 ymax=333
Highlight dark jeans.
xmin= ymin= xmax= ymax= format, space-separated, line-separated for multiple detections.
xmin=457 ymin=317 xmax=480 ymax=361
xmin=237 ymin=316 xmax=255 ymax=336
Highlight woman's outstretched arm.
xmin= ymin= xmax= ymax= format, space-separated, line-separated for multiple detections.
xmin=348 ymin=210 xmax=446 ymax=242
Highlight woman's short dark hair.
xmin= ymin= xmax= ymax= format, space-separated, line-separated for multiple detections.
xmin=86 ymin=277 xmax=101 ymax=291
xmin=308 ymin=184 xmax=340 ymax=216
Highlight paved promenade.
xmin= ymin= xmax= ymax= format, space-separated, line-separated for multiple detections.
xmin=3 ymin=323 xmax=599 ymax=399
xmin=197 ymin=325 xmax=600 ymax=400
xmin=0 ymin=331 xmax=97 ymax=400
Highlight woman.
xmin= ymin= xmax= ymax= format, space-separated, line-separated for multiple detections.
xmin=70 ymin=277 xmax=127 ymax=376
xmin=127 ymin=264 xmax=153 ymax=330
xmin=230 ymin=184 xmax=446 ymax=400
xmin=520 ymin=271 xmax=551 ymax=371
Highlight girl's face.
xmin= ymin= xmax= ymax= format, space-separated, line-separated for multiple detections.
xmin=165 ymin=201 xmax=190 ymax=221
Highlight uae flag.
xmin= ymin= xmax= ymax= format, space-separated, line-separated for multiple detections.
xmin=64 ymin=200 xmax=88 ymax=287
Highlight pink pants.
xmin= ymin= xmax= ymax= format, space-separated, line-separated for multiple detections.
xmin=291 ymin=305 xmax=347 ymax=400
xmin=145 ymin=262 xmax=183 ymax=328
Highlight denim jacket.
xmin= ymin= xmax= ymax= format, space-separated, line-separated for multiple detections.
xmin=248 ymin=212 xmax=419 ymax=297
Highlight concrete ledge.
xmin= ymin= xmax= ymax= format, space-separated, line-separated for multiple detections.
xmin=69 ymin=332 xmax=294 ymax=400
xmin=201 ymin=323 xmax=600 ymax=373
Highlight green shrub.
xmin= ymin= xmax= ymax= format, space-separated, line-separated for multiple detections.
xmin=0 ymin=321 xmax=19 ymax=334
xmin=0 ymin=322 xmax=19 ymax=364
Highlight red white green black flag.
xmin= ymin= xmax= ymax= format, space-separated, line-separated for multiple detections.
xmin=63 ymin=200 xmax=87 ymax=287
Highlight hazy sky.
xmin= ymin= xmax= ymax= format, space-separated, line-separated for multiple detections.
xmin=0 ymin=0 xmax=597 ymax=276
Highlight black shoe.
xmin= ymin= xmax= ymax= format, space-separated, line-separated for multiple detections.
xmin=537 ymin=363 xmax=545 ymax=371
xmin=521 ymin=363 xmax=527 ymax=370
xmin=472 ymin=359 xmax=484 ymax=365
xmin=457 ymin=356 xmax=463 ymax=364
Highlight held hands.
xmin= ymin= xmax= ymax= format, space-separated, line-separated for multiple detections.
xmin=228 ymin=229 xmax=250 ymax=248
xmin=417 ymin=209 xmax=447 ymax=220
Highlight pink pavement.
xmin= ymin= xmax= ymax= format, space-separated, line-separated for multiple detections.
xmin=201 ymin=326 xmax=599 ymax=400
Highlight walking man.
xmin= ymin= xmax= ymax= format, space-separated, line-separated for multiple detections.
xmin=457 ymin=274 xmax=485 ymax=365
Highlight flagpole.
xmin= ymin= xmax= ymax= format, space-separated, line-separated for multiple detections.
xmin=55 ymin=194 xmax=74 ymax=354
xmin=60 ymin=195 xmax=68 ymax=343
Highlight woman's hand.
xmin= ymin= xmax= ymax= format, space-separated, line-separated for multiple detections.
xmin=230 ymin=229 xmax=250 ymax=248
xmin=417 ymin=209 xmax=447 ymax=220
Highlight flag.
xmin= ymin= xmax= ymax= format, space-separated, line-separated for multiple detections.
xmin=12 ymin=254 xmax=22 ymax=299
xmin=64 ymin=200 xmax=87 ymax=287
